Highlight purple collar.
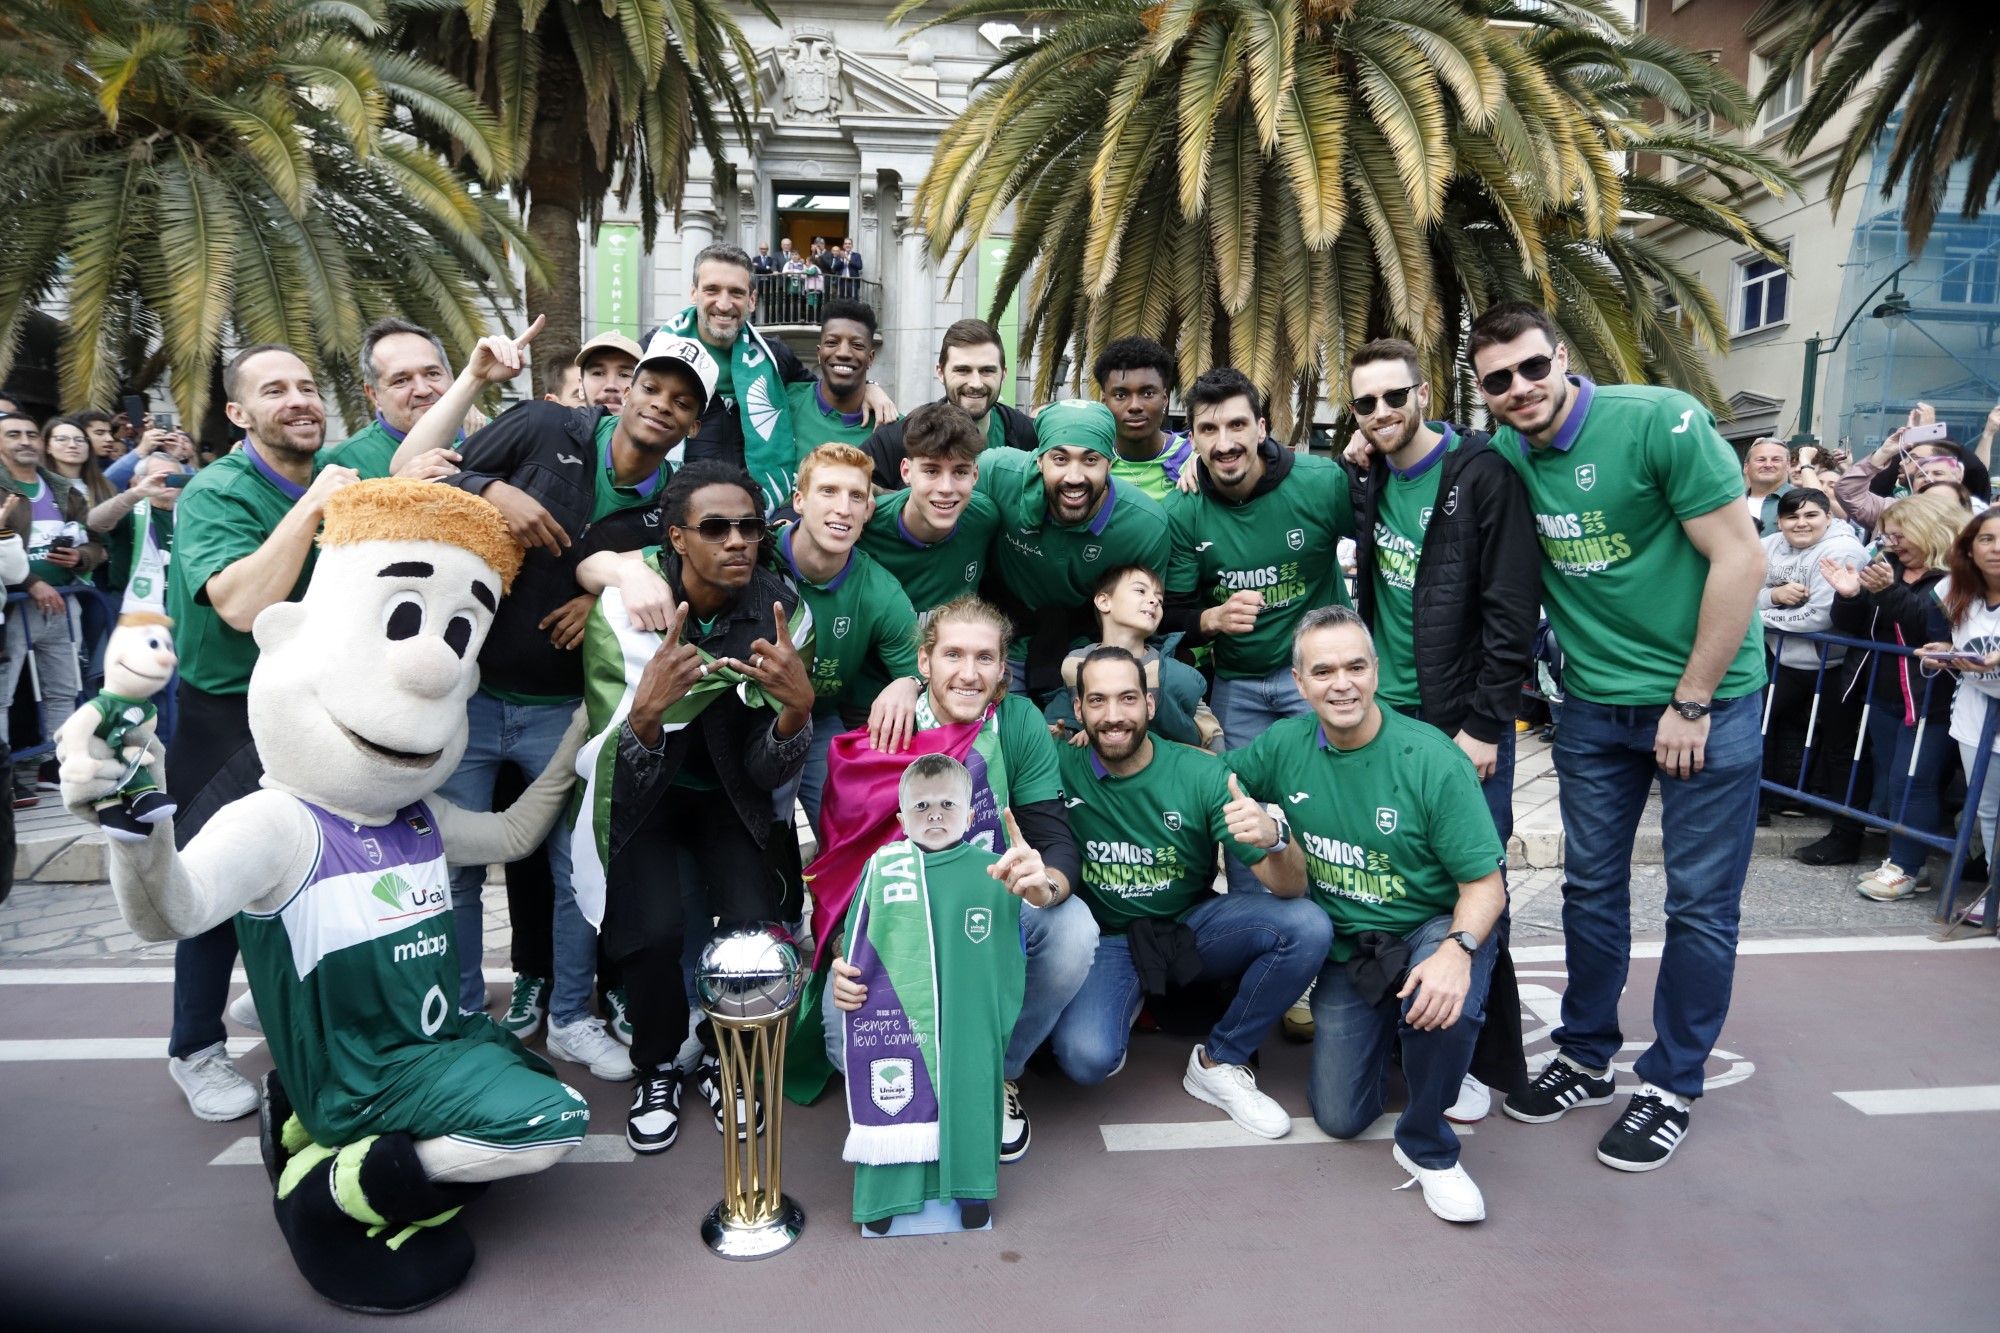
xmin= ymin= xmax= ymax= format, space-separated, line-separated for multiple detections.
xmin=1087 ymin=741 xmax=1153 ymax=781
xmin=814 ymin=381 xmax=866 ymax=428
xmin=600 ymin=433 xmax=663 ymax=499
xmin=894 ymin=497 xmax=954 ymax=548
xmin=1387 ymin=423 xmax=1456 ymax=480
xmin=244 ymin=440 xmax=308 ymax=501
xmin=373 ymin=412 xmax=408 ymax=444
xmin=1525 ymin=377 xmax=1595 ymax=454
xmin=779 ymin=524 xmax=853 ymax=592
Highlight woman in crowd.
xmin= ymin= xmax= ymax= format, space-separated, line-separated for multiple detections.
xmin=1758 ymin=488 xmax=1866 ymax=822
xmin=42 ymin=417 xmax=114 ymax=506
xmin=1825 ymin=490 xmax=1962 ymax=901
xmin=42 ymin=417 xmax=120 ymax=692
xmin=1921 ymin=508 xmax=2000 ymax=924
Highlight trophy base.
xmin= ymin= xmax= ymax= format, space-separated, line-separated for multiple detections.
xmin=702 ymin=1196 xmax=805 ymax=1260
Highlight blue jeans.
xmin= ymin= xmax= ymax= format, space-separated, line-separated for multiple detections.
xmin=788 ymin=704 xmax=842 ymax=831
xmin=1551 ymin=693 xmax=1761 ymax=1100
xmin=823 ymin=892 xmax=1099 ymax=1080
xmin=1213 ymin=663 xmax=1312 ymax=892
xmin=1864 ymin=706 xmax=1954 ymax=874
xmin=436 ymin=692 xmax=595 ymax=1024
xmin=1307 ymin=913 xmax=1499 ymax=1168
xmin=1050 ymin=892 xmax=1332 ymax=1081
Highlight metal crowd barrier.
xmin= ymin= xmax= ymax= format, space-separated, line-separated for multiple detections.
xmin=1760 ymin=627 xmax=1999 ymax=931
xmin=752 ymin=274 xmax=883 ymax=325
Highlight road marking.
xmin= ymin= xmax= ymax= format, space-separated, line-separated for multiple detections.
xmin=0 ymin=1037 xmax=261 ymax=1061
xmin=1834 ymin=1085 xmax=2000 ymax=1116
xmin=211 ymin=1132 xmax=638 ymax=1166
xmin=1509 ymin=934 xmax=1999 ymax=964
xmin=1098 ymin=1113 xmax=1470 ymax=1153
xmin=0 ymin=966 xmax=516 ymax=985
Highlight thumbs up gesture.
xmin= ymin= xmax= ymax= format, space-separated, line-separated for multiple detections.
xmin=1223 ymin=772 xmax=1279 ymax=849
xmin=989 ymin=807 xmax=1056 ymax=907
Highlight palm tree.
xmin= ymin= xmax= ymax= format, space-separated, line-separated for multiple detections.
xmin=0 ymin=0 xmax=532 ymax=426
xmin=1753 ymin=0 xmax=2000 ymax=253
xmin=405 ymin=2 xmax=771 ymax=385
xmin=896 ymin=0 xmax=1799 ymax=432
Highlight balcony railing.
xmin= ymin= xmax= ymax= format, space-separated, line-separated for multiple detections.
xmin=754 ymin=273 xmax=883 ymax=327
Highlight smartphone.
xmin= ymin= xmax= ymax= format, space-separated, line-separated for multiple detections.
xmin=163 ymin=472 xmax=191 ymax=488
xmin=1922 ymin=650 xmax=1992 ymax=670
xmin=121 ymin=394 xmax=147 ymax=429
xmin=1905 ymin=420 xmax=1949 ymax=445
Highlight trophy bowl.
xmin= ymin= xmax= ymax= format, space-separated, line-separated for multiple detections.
xmin=696 ymin=924 xmax=807 ymax=1023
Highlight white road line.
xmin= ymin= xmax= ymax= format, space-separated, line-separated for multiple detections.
xmin=1099 ymin=1113 xmax=1468 ymax=1152
xmin=211 ymin=1133 xmax=636 ymax=1167
xmin=0 ymin=966 xmax=516 ymax=985
xmin=1509 ymin=933 xmax=2000 ymax=964
xmin=0 ymin=1036 xmax=261 ymax=1061
xmin=1834 ymin=1085 xmax=2000 ymax=1116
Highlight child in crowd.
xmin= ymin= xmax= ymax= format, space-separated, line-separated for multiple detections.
xmin=1044 ymin=564 xmax=1221 ymax=751
xmin=1757 ymin=488 xmax=1866 ymax=822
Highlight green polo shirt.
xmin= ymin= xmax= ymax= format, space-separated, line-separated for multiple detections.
xmin=976 ymin=448 xmax=1172 ymax=660
xmin=858 ymin=489 xmax=1001 ymax=616
xmin=1490 ymin=378 xmax=1764 ymax=705
xmin=323 ymin=417 xmax=401 ymax=480
xmin=590 ymin=414 xmax=668 ymax=522
xmin=1371 ymin=425 xmax=1458 ymax=710
xmin=776 ymin=527 xmax=919 ymax=718
xmin=1166 ymin=451 xmax=1353 ymax=678
xmin=787 ymin=380 xmax=874 ymax=459
xmin=1057 ymin=738 xmax=1261 ymax=933
xmin=168 ymin=446 xmax=324 ymax=696
xmin=1228 ymin=708 xmax=1501 ymax=963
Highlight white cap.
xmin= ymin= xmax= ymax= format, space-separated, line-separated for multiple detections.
xmin=635 ymin=330 xmax=720 ymax=404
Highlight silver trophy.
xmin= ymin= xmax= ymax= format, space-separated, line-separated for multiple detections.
xmin=695 ymin=924 xmax=808 ymax=1259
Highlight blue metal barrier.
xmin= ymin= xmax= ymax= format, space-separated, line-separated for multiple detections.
xmin=1761 ymin=627 xmax=1999 ymax=931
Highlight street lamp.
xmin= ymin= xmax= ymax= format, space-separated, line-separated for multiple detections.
xmin=1791 ymin=260 xmax=1915 ymax=447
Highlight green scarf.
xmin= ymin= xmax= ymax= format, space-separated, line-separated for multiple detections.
xmin=566 ymin=551 xmax=814 ymax=928
xmin=666 ymin=306 xmax=795 ymax=512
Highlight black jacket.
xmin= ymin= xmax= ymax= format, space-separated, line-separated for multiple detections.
xmin=1350 ymin=430 xmax=1539 ymax=743
xmin=445 ymin=402 xmax=665 ymax=699
xmin=862 ymin=400 xmax=1037 ymax=491
xmin=1829 ymin=564 xmax=1953 ymax=721
xmin=681 ymin=328 xmax=811 ymax=474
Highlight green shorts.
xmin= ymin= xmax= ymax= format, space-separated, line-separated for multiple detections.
xmin=316 ymin=1020 xmax=589 ymax=1152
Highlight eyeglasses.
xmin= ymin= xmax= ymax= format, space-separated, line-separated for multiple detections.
xmin=1350 ymin=385 xmax=1418 ymax=417
xmin=684 ymin=516 xmax=768 ymax=543
xmin=1478 ymin=355 xmax=1555 ymax=398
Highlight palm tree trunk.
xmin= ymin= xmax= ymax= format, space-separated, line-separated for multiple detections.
xmin=522 ymin=47 xmax=588 ymax=397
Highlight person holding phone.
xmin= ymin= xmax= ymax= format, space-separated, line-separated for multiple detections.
xmin=86 ymin=453 xmax=188 ymax=744
xmin=1920 ymin=507 xmax=2000 ymax=923
xmin=1835 ymin=404 xmax=1991 ymax=538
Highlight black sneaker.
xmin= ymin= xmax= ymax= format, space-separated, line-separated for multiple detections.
xmin=1793 ymin=830 xmax=1861 ymax=866
xmin=1000 ymin=1080 xmax=1030 ymax=1162
xmin=695 ymin=1056 xmax=762 ymax=1138
xmin=627 ymin=1070 xmax=682 ymax=1154
xmin=1596 ymin=1088 xmax=1691 ymax=1172
xmin=1502 ymin=1055 xmax=1616 ymax=1123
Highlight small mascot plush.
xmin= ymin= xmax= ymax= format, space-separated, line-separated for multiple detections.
xmin=84 ymin=613 xmax=177 ymax=842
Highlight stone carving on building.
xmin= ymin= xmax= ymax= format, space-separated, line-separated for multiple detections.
xmin=780 ymin=26 xmax=841 ymax=123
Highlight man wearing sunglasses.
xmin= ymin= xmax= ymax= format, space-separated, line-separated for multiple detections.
xmin=1471 ymin=301 xmax=1766 ymax=1173
xmin=408 ymin=328 xmax=719 ymax=1087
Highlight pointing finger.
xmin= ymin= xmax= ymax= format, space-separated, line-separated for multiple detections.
xmin=515 ymin=313 xmax=546 ymax=348
xmin=772 ymin=601 xmax=791 ymax=644
xmin=1001 ymin=806 xmax=1024 ymax=848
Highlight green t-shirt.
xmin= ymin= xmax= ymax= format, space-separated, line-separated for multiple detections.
xmin=776 ymin=527 xmax=919 ymax=717
xmin=1056 ymin=738 xmax=1262 ymax=933
xmin=1167 ymin=452 xmax=1354 ymax=678
xmin=1229 ymin=708 xmax=1502 ymax=963
xmin=1108 ymin=433 xmax=1196 ymax=504
xmin=323 ymin=418 xmax=400 ymax=480
xmin=976 ymin=449 xmax=1172 ymax=658
xmin=981 ymin=409 xmax=1007 ymax=454
xmin=590 ymin=414 xmax=668 ymax=523
xmin=1490 ymin=379 xmax=1764 ymax=705
xmin=1371 ymin=426 xmax=1458 ymax=710
xmin=859 ymin=489 xmax=1000 ymax=617
xmin=787 ymin=379 xmax=873 ymax=460
xmin=20 ymin=477 xmax=76 ymax=587
xmin=168 ymin=446 xmax=324 ymax=696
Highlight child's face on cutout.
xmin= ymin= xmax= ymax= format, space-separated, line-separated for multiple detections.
xmin=898 ymin=772 xmax=973 ymax=851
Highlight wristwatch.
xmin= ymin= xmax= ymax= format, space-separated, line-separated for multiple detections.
xmin=1671 ymin=699 xmax=1712 ymax=721
xmin=1264 ymin=815 xmax=1291 ymax=855
xmin=1445 ymin=930 xmax=1479 ymax=957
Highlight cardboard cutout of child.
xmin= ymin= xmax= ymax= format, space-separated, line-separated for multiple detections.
xmin=831 ymin=755 xmax=1034 ymax=1232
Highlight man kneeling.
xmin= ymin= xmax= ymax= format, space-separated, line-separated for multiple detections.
xmin=1047 ymin=647 xmax=1327 ymax=1136
xmin=1229 ymin=608 xmax=1506 ymax=1222
xmin=59 ymin=481 xmax=590 ymax=1312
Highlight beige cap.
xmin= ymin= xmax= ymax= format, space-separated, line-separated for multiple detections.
xmin=574 ymin=331 xmax=643 ymax=368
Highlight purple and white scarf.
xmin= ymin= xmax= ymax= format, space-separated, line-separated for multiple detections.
xmin=841 ymin=842 xmax=942 ymax=1165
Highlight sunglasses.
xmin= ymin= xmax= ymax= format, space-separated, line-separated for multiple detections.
xmin=683 ymin=516 xmax=768 ymax=543
xmin=1478 ymin=355 xmax=1555 ymax=398
xmin=1350 ymin=385 xmax=1420 ymax=417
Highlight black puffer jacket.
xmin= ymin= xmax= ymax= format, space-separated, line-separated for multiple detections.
xmin=1351 ymin=429 xmax=1539 ymax=743
xmin=1829 ymin=564 xmax=1953 ymax=722
xmin=445 ymin=402 xmax=666 ymax=699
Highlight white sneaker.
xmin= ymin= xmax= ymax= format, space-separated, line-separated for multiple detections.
xmin=1392 ymin=1143 xmax=1486 ymax=1222
xmin=545 ymin=1016 xmax=635 ymax=1082
xmin=226 ymin=989 xmax=261 ymax=1033
xmin=1182 ymin=1045 xmax=1291 ymax=1139
xmin=1281 ymin=985 xmax=1315 ymax=1042
xmin=168 ymin=1041 xmax=258 ymax=1122
xmin=1857 ymin=859 xmax=1925 ymax=901
xmin=1444 ymin=1074 xmax=1490 ymax=1124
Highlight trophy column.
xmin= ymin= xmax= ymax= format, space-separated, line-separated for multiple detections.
xmin=696 ymin=925 xmax=808 ymax=1260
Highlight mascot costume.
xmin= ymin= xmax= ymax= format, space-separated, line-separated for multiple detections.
xmin=59 ymin=479 xmax=590 ymax=1315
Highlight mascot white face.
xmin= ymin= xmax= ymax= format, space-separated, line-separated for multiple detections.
xmin=246 ymin=481 xmax=521 ymax=819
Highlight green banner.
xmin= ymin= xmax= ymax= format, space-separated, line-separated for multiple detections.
xmin=592 ymin=224 xmax=642 ymax=339
xmin=975 ymin=239 xmax=1022 ymax=406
